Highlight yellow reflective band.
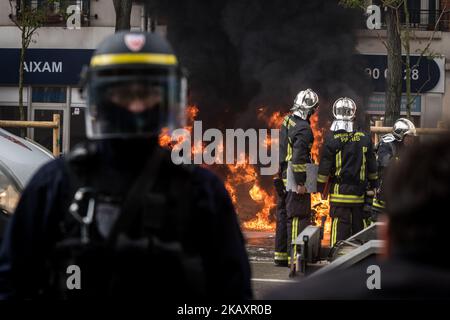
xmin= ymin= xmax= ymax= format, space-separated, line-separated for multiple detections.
xmin=330 ymin=198 xmax=365 ymax=204
xmin=90 ymin=53 xmax=178 ymax=67
xmin=331 ymin=218 xmax=338 ymax=246
xmin=317 ymin=174 xmax=328 ymax=183
xmin=274 ymin=252 xmax=288 ymax=260
xmin=335 ymin=151 xmax=342 ymax=177
xmin=373 ymin=198 xmax=386 ymax=209
xmin=286 ymin=138 xmax=293 ymax=161
xmin=331 ymin=193 xmax=365 ymax=199
xmin=292 ymin=163 xmax=307 ymax=172
xmin=368 ymin=172 xmax=378 ymax=180
xmin=360 ymin=146 xmax=367 ymax=181
xmin=334 ymin=183 xmax=339 ymax=195
xmin=282 ymin=179 xmax=287 ymax=186
xmin=330 ymin=194 xmax=365 ymax=204
xmin=288 ymin=119 xmax=296 ymax=128
xmin=293 ymin=217 xmax=298 ymax=263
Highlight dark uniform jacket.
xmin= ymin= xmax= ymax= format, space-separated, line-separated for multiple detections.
xmin=317 ymin=130 xmax=378 ymax=206
xmin=280 ymin=114 xmax=313 ymax=186
xmin=0 ymin=142 xmax=252 ymax=300
xmin=373 ymin=134 xmax=402 ymax=210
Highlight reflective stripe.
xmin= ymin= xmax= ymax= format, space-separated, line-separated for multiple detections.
xmin=274 ymin=252 xmax=288 ymax=260
xmin=368 ymin=172 xmax=378 ymax=180
xmin=335 ymin=151 xmax=342 ymax=177
xmin=330 ymin=195 xmax=365 ymax=204
xmin=363 ymin=219 xmax=372 ymax=229
xmin=360 ymin=146 xmax=367 ymax=181
xmin=331 ymin=193 xmax=365 ymax=199
xmin=282 ymin=179 xmax=287 ymax=186
xmin=317 ymin=174 xmax=328 ymax=183
xmin=286 ymin=138 xmax=293 ymax=161
xmin=334 ymin=183 xmax=339 ymax=195
xmin=292 ymin=163 xmax=306 ymax=172
xmin=288 ymin=119 xmax=296 ymax=128
xmin=291 ymin=217 xmax=298 ymax=265
xmin=331 ymin=218 xmax=338 ymax=247
xmin=90 ymin=53 xmax=178 ymax=67
xmin=373 ymin=198 xmax=386 ymax=209
xmin=330 ymin=193 xmax=365 ymax=204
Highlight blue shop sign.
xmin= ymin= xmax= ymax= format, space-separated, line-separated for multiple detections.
xmin=358 ymin=54 xmax=443 ymax=93
xmin=367 ymin=93 xmax=421 ymax=114
xmin=0 ymin=49 xmax=94 ymax=85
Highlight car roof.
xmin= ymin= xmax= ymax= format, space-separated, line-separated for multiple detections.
xmin=0 ymin=128 xmax=54 ymax=190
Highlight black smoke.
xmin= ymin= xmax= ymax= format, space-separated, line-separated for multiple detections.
xmin=149 ymin=0 xmax=372 ymax=130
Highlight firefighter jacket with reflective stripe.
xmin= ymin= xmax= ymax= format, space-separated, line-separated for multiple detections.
xmin=317 ymin=130 xmax=378 ymax=206
xmin=283 ymin=115 xmax=313 ymax=185
xmin=376 ymin=138 xmax=401 ymax=182
xmin=279 ymin=115 xmax=290 ymax=182
xmin=373 ymin=138 xmax=402 ymax=210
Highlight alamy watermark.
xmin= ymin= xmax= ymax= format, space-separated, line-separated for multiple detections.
xmin=169 ymin=121 xmax=280 ymax=175
xmin=366 ymin=264 xmax=381 ymax=290
xmin=66 ymin=5 xmax=81 ymax=30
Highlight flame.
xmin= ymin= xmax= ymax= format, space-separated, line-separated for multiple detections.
xmin=159 ymin=105 xmax=203 ymax=155
xmin=225 ymin=161 xmax=276 ymax=231
xmin=310 ymin=112 xmax=324 ymax=164
xmin=159 ymin=104 xmax=329 ymax=236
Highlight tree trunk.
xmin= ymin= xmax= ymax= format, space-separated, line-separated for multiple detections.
xmin=18 ymin=24 xmax=26 ymax=137
xmin=385 ymin=7 xmax=402 ymax=126
xmin=403 ymin=0 xmax=412 ymax=119
xmin=113 ymin=0 xmax=133 ymax=32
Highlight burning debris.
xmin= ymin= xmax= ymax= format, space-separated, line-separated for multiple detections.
xmin=159 ymin=105 xmax=331 ymax=235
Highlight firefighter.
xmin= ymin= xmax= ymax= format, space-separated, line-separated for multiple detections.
xmin=273 ymin=113 xmax=290 ymax=266
xmin=317 ymin=97 xmax=378 ymax=247
xmin=0 ymin=32 xmax=252 ymax=300
xmin=284 ymin=89 xmax=318 ymax=266
xmin=372 ymin=118 xmax=417 ymax=218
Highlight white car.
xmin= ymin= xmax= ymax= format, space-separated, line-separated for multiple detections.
xmin=0 ymin=128 xmax=54 ymax=240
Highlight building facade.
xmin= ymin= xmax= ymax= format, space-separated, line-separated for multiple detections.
xmin=357 ymin=0 xmax=449 ymax=128
xmin=0 ymin=0 xmax=166 ymax=154
xmin=0 ymin=1 xmax=448 ymax=154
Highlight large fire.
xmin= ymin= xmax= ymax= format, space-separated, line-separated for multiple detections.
xmin=159 ymin=105 xmax=330 ymax=237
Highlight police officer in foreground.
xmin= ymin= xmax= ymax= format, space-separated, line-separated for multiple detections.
xmin=283 ymin=89 xmax=318 ymax=268
xmin=0 ymin=32 xmax=252 ymax=300
xmin=317 ymin=97 xmax=378 ymax=247
xmin=372 ymin=118 xmax=417 ymax=218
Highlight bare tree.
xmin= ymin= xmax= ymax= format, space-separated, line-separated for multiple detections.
xmin=9 ymin=0 xmax=50 ymax=136
xmin=113 ymin=0 xmax=133 ymax=32
xmin=340 ymin=0 xmax=447 ymax=126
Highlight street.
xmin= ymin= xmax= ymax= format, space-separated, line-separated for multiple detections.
xmin=245 ymin=231 xmax=299 ymax=299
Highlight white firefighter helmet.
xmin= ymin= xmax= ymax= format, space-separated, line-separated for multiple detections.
xmin=330 ymin=97 xmax=357 ymax=132
xmin=392 ymin=118 xmax=417 ymax=141
xmin=291 ymin=88 xmax=319 ymax=120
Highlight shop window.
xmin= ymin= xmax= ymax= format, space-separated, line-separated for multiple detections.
xmin=32 ymin=87 xmax=66 ymax=103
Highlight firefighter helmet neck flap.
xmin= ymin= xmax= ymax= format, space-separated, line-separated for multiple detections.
xmin=392 ymin=118 xmax=417 ymax=141
xmin=330 ymin=97 xmax=357 ymax=133
xmin=291 ymin=88 xmax=319 ymax=120
xmin=83 ymin=32 xmax=187 ymax=140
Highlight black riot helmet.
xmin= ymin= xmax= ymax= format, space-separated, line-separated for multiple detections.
xmin=82 ymin=32 xmax=187 ymax=139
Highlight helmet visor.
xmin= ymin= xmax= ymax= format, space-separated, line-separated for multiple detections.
xmin=86 ymin=72 xmax=185 ymax=139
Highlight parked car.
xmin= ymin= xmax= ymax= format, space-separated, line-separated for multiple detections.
xmin=0 ymin=128 xmax=54 ymax=243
